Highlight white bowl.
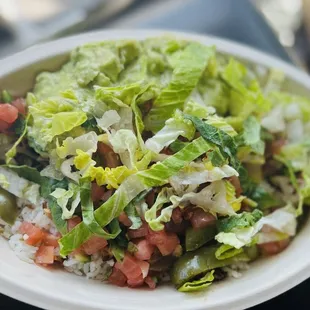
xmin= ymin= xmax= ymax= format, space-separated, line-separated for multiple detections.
xmin=0 ymin=30 xmax=310 ymax=310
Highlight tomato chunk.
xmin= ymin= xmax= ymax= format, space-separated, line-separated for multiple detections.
xmin=190 ymin=209 xmax=216 ymax=229
xmin=19 ymin=222 xmax=45 ymax=246
xmin=128 ymin=222 xmax=149 ymax=239
xmin=0 ymin=103 xmax=18 ymax=124
xmin=35 ymin=245 xmax=54 ymax=265
xmin=127 ymin=274 xmax=144 ymax=288
xmin=134 ymin=239 xmax=155 ymax=261
xmin=259 ymin=239 xmax=290 ymax=256
xmin=91 ymin=183 xmax=106 ymax=202
xmin=145 ymin=276 xmax=157 ymax=289
xmin=67 ymin=216 xmax=82 ymax=231
xmin=117 ymin=254 xmax=142 ymax=280
xmin=97 ymin=142 xmax=120 ymax=168
xmin=136 ymin=260 xmax=149 ymax=278
xmin=43 ymin=234 xmax=59 ymax=247
xmin=147 ymin=229 xmax=180 ymax=256
xmin=108 ymin=267 xmax=127 ymax=287
xmin=118 ymin=211 xmax=132 ymax=227
xmin=11 ymin=98 xmax=26 ymax=115
xmin=82 ymin=236 xmax=108 ymax=255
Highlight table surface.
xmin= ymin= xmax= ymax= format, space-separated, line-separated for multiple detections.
xmin=0 ymin=0 xmax=307 ymax=309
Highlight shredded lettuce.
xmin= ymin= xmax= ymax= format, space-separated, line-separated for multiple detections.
xmin=145 ymin=110 xmax=195 ymax=153
xmin=145 ymin=43 xmax=215 ymax=132
xmin=80 ymin=177 xmax=121 ymax=238
xmin=50 ymin=183 xmax=80 ymax=220
xmin=215 ymin=244 xmax=244 ymax=260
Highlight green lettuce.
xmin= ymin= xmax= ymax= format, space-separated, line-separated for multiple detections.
xmin=185 ymin=114 xmax=238 ymax=167
xmin=241 ymin=116 xmax=265 ymax=155
xmin=215 ymin=244 xmax=244 ymax=260
xmin=80 ymin=177 xmax=121 ymax=238
xmin=59 ymin=137 xmax=214 ymax=256
xmin=145 ymin=110 xmax=195 ymax=153
xmin=50 ymin=183 xmax=80 ymax=220
xmin=5 ymin=115 xmax=30 ymax=164
xmin=145 ymin=43 xmax=215 ymax=132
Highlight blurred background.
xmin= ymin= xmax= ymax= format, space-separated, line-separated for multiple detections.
xmin=0 ymin=0 xmax=310 ymax=71
xmin=1 ymin=0 xmax=310 ymax=309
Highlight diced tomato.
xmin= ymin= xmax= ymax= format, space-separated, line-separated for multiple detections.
xmin=128 ymin=222 xmax=149 ymax=239
xmin=0 ymin=119 xmax=10 ymax=132
xmin=108 ymin=267 xmax=127 ymax=287
xmin=228 ymin=176 xmax=242 ymax=197
xmin=117 ymin=254 xmax=142 ymax=280
xmin=127 ymin=274 xmax=144 ymax=288
xmin=171 ymin=207 xmax=183 ymax=224
xmin=11 ymin=98 xmax=26 ymax=115
xmin=97 ymin=142 xmax=120 ymax=168
xmin=35 ymin=245 xmax=55 ymax=265
xmin=145 ymin=276 xmax=157 ymax=289
xmin=258 ymin=239 xmax=290 ymax=256
xmin=19 ymin=222 xmax=45 ymax=246
xmin=91 ymin=183 xmax=106 ymax=202
xmin=136 ymin=260 xmax=149 ymax=278
xmin=67 ymin=216 xmax=82 ymax=231
xmin=118 ymin=211 xmax=132 ymax=227
xmin=134 ymin=239 xmax=155 ymax=261
xmin=147 ymin=230 xmax=180 ymax=256
xmin=271 ymin=138 xmax=286 ymax=156
xmin=190 ymin=209 xmax=216 ymax=229
xmin=102 ymin=189 xmax=113 ymax=201
xmin=145 ymin=191 xmax=155 ymax=208
xmin=82 ymin=236 xmax=108 ymax=255
xmin=43 ymin=234 xmax=59 ymax=247
xmin=0 ymin=103 xmax=19 ymax=124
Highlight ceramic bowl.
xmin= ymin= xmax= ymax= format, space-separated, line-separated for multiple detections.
xmin=0 ymin=30 xmax=310 ymax=310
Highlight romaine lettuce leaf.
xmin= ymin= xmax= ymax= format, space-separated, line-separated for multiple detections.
xmin=50 ymin=183 xmax=80 ymax=220
xmin=185 ymin=114 xmax=238 ymax=167
xmin=145 ymin=110 xmax=195 ymax=153
xmin=145 ymin=43 xmax=215 ymax=132
xmin=80 ymin=177 xmax=121 ymax=238
xmin=242 ymin=116 xmax=265 ymax=155
xmin=215 ymin=244 xmax=244 ymax=260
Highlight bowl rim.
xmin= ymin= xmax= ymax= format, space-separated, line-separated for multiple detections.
xmin=0 ymin=29 xmax=310 ymax=310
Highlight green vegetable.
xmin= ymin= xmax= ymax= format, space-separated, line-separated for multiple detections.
xmin=171 ymin=245 xmax=251 ymax=288
xmin=47 ymin=197 xmax=68 ymax=235
xmin=80 ymin=177 xmax=121 ymax=239
xmin=169 ymin=140 xmax=188 ymax=153
xmin=178 ymin=270 xmax=215 ymax=292
xmin=3 ymin=165 xmax=44 ymax=185
xmin=250 ymin=185 xmax=281 ymax=209
xmin=242 ymin=116 xmax=265 ymax=155
xmin=124 ymin=201 xmax=142 ymax=230
xmin=60 ymin=137 xmax=212 ymax=256
xmin=5 ymin=115 xmax=30 ymax=164
xmin=145 ymin=43 xmax=215 ymax=132
xmin=110 ymin=242 xmax=125 ymax=262
xmin=145 ymin=110 xmax=195 ymax=154
xmin=185 ymin=225 xmax=217 ymax=252
xmin=184 ymin=114 xmax=238 ymax=167
xmin=217 ymin=209 xmax=263 ymax=233
xmin=215 ymin=244 xmax=244 ymax=260
xmin=0 ymin=187 xmax=18 ymax=225
xmin=137 ymin=137 xmax=214 ymax=187
xmin=74 ymin=253 xmax=91 ymax=263
xmin=1 ymin=90 xmax=12 ymax=103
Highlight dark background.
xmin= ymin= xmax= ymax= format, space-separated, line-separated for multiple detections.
xmin=0 ymin=0 xmax=309 ymax=309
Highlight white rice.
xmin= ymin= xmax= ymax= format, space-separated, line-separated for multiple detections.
xmin=63 ymin=254 xmax=114 ymax=280
xmin=222 ymin=262 xmax=250 ymax=279
xmin=0 ymin=198 xmax=114 ymax=281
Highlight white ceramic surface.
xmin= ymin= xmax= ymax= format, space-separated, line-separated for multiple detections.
xmin=0 ymin=30 xmax=310 ymax=310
